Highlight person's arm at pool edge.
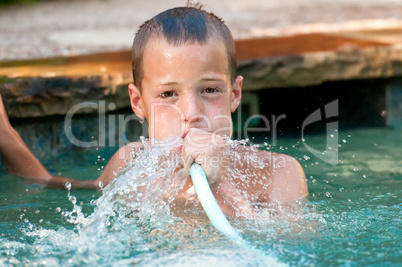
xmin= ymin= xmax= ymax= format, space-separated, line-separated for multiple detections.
xmin=0 ymin=93 xmax=113 ymax=189
xmin=0 ymin=94 xmax=52 ymax=179
xmin=0 ymin=118 xmax=98 ymax=188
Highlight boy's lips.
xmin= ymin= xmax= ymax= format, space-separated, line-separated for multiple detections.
xmin=181 ymin=123 xmax=191 ymax=139
xmin=181 ymin=131 xmax=189 ymax=139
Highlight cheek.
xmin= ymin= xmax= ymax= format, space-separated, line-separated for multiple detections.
xmin=207 ymin=100 xmax=233 ymax=129
xmin=147 ymin=105 xmax=183 ymax=138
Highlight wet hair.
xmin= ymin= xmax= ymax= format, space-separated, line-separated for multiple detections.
xmin=132 ymin=6 xmax=237 ymax=90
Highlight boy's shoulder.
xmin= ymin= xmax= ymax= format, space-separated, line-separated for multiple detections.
xmin=228 ymin=144 xmax=296 ymax=168
xmin=229 ymin=145 xmax=307 ymax=202
xmin=262 ymin=151 xmax=307 ymax=202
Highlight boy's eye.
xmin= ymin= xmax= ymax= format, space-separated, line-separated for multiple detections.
xmin=203 ymin=87 xmax=219 ymax=94
xmin=160 ymin=91 xmax=176 ymax=98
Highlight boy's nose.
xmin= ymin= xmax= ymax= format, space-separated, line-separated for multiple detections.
xmin=180 ymin=93 xmax=204 ymax=123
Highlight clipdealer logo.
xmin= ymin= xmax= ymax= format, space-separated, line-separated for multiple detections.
xmin=301 ymin=100 xmax=339 ymax=165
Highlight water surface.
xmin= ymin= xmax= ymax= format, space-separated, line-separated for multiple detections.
xmin=0 ymin=127 xmax=400 ymax=266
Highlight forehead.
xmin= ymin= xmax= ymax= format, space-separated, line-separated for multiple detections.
xmin=142 ymin=36 xmax=229 ymax=80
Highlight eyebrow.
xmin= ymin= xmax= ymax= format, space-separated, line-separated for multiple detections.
xmin=157 ymin=74 xmax=226 ymax=87
xmin=159 ymin=78 xmax=224 ymax=87
xmin=160 ymin=81 xmax=180 ymax=86
xmin=200 ymin=77 xmax=225 ymax=82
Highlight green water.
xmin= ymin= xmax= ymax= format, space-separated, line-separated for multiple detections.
xmin=0 ymin=127 xmax=401 ymax=266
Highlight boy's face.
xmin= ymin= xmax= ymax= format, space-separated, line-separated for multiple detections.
xmin=129 ymin=37 xmax=242 ymax=141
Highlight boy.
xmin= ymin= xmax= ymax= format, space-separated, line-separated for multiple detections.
xmin=0 ymin=6 xmax=307 ymax=217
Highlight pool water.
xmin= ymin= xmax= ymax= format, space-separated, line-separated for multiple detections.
xmin=0 ymin=127 xmax=401 ymax=266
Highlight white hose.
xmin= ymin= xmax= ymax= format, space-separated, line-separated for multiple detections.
xmin=189 ymin=163 xmax=248 ymax=246
xmin=189 ymin=163 xmax=287 ymax=266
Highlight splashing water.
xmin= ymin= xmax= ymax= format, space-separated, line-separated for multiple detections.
xmin=4 ymin=137 xmax=284 ymax=266
xmin=2 ymin=128 xmax=400 ymax=266
xmin=71 ymin=137 xmax=187 ymax=238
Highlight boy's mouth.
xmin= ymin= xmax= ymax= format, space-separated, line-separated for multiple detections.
xmin=181 ymin=123 xmax=191 ymax=139
xmin=181 ymin=131 xmax=189 ymax=139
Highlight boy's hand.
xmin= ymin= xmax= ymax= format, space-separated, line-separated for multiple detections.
xmin=181 ymin=128 xmax=225 ymax=185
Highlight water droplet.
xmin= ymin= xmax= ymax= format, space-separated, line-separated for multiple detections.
xmin=65 ymin=182 xmax=71 ymax=190
xmin=362 ymin=174 xmax=367 ymax=179
xmin=98 ymin=181 xmax=104 ymax=189
xmin=303 ymin=155 xmax=310 ymax=161
xmin=339 ymin=187 xmax=344 ymax=192
xmin=353 ymin=167 xmax=358 ymax=172
xmin=342 ymin=139 xmax=347 ymax=143
xmin=108 ymin=103 xmax=116 ymax=110
xmin=68 ymin=196 xmax=77 ymax=204
xmin=326 ymin=192 xmax=331 ymax=197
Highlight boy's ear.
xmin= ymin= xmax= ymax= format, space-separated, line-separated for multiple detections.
xmin=128 ymin=83 xmax=145 ymax=120
xmin=231 ymin=75 xmax=243 ymax=112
